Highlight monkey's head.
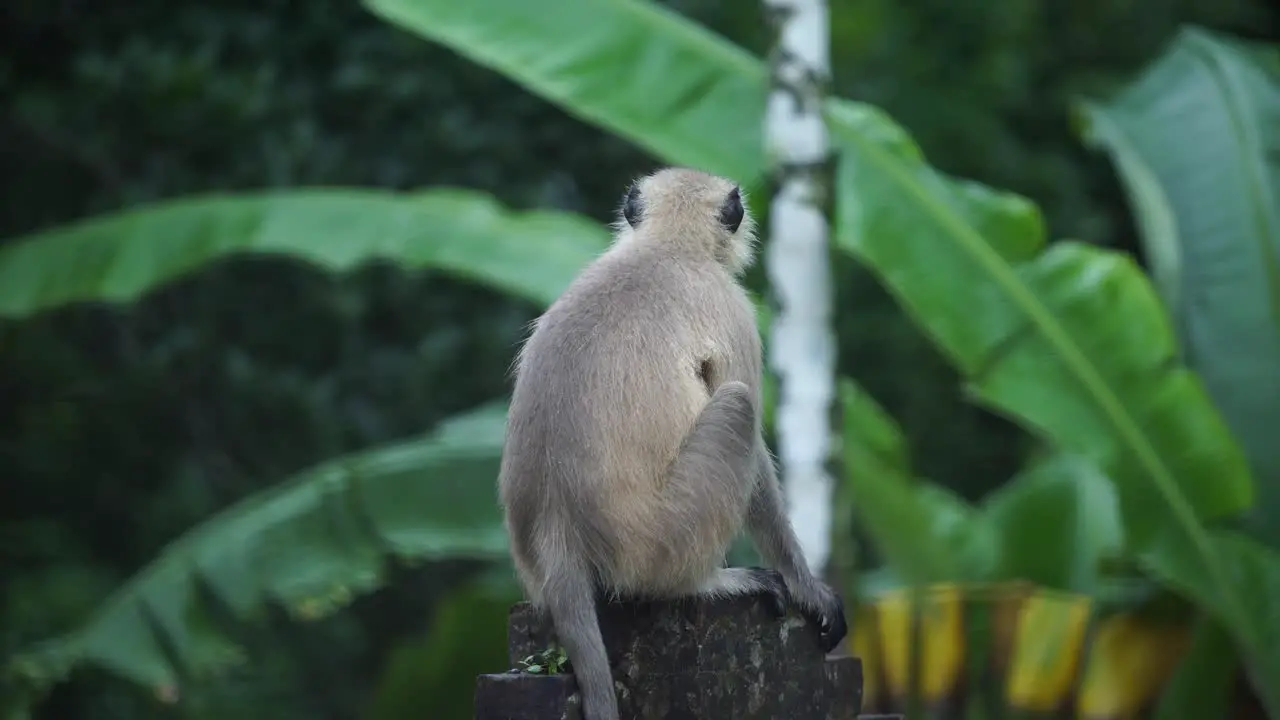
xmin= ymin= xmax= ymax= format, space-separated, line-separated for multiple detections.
xmin=613 ymin=167 xmax=757 ymax=275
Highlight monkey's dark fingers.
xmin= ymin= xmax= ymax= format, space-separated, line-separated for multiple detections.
xmin=745 ymin=567 xmax=789 ymax=617
xmin=795 ymin=586 xmax=848 ymax=654
xmin=817 ymin=603 xmax=849 ymax=654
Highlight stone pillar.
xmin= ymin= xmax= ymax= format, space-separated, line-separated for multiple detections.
xmin=473 ymin=594 xmax=891 ymax=720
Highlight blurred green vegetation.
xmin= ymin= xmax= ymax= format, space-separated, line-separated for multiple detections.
xmin=2 ymin=0 xmax=1278 ymax=719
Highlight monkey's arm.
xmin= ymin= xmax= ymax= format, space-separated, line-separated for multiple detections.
xmin=744 ymin=446 xmax=848 ymax=652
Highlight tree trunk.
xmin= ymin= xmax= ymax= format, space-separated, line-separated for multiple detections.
xmin=762 ymin=0 xmax=836 ymax=575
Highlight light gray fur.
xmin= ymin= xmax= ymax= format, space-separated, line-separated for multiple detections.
xmin=497 ymin=167 xmax=846 ymax=720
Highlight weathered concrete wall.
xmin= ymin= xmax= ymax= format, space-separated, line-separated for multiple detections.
xmin=474 ymin=593 xmax=872 ymax=720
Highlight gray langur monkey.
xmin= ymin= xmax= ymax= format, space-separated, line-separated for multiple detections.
xmin=498 ymin=167 xmax=848 ymax=720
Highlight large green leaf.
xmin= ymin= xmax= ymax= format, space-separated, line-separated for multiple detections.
xmin=3 ymin=402 xmax=509 ymax=704
xmin=1077 ymin=27 xmax=1280 ymax=545
xmin=825 ymin=96 xmax=1278 ymax=713
xmin=364 ymin=0 xmax=766 ymax=183
xmin=829 ymin=97 xmax=1251 ymax=523
xmin=0 ymin=188 xmax=610 ymax=319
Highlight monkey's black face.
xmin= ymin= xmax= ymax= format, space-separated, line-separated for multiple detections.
xmin=717 ymin=187 xmax=744 ymax=234
xmin=622 ymin=182 xmax=642 ymax=227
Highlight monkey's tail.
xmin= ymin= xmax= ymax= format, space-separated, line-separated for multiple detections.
xmin=543 ymin=557 xmax=619 ymax=720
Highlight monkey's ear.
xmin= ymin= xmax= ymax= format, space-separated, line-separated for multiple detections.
xmin=622 ymin=182 xmax=642 ymax=227
xmin=718 ymin=186 xmax=744 ymax=234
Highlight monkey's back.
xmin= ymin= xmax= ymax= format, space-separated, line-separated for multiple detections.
xmin=500 ymin=247 xmax=760 ymax=597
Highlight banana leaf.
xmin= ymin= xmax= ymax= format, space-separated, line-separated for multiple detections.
xmin=3 ymin=402 xmax=509 ymax=706
xmin=1077 ymin=26 xmax=1280 ymax=546
xmin=826 ymin=96 xmax=1278 ymax=714
xmin=0 ymin=188 xmax=610 ymax=319
xmin=363 ymin=0 xmax=766 ymax=184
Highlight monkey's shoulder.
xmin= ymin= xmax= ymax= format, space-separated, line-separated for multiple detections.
xmin=604 ymin=250 xmax=747 ymax=309
xmin=519 ymin=251 xmax=757 ymax=385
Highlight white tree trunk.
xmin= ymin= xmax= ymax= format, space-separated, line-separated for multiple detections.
xmin=763 ymin=0 xmax=835 ymax=575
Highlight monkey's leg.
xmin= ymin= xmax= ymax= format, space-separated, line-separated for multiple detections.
xmin=658 ymin=379 xmax=758 ymax=543
xmin=744 ymin=447 xmax=849 ymax=653
xmin=658 ymin=380 xmax=795 ymax=611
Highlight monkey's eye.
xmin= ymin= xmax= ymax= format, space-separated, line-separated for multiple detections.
xmin=718 ymin=187 xmax=744 ymax=233
xmin=622 ymin=183 xmax=642 ymax=227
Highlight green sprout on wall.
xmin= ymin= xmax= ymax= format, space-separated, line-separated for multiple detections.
xmin=518 ymin=645 xmax=570 ymax=675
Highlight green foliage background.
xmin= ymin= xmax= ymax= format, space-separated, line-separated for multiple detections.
xmin=2 ymin=0 xmax=1277 ymax=718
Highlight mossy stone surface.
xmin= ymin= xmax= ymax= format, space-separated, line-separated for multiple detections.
xmin=476 ymin=593 xmax=863 ymax=720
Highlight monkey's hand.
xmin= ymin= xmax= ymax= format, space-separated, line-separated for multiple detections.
xmin=741 ymin=568 xmax=847 ymax=654
xmin=792 ymin=581 xmax=848 ymax=654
